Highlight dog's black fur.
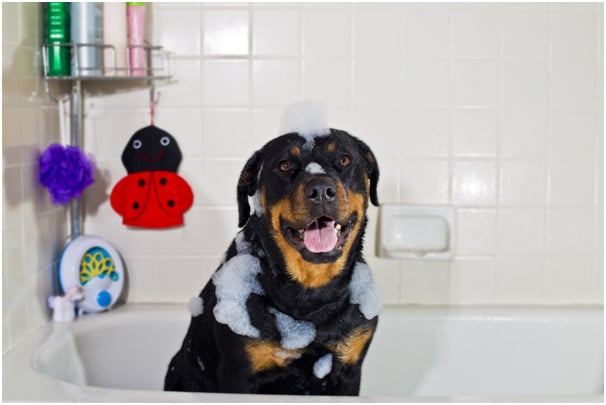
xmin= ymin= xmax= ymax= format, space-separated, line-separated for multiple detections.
xmin=164 ymin=129 xmax=380 ymax=395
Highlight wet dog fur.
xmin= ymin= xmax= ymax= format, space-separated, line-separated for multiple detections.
xmin=164 ymin=129 xmax=380 ymax=395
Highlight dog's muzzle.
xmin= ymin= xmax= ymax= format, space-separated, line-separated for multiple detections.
xmin=280 ymin=176 xmax=356 ymax=258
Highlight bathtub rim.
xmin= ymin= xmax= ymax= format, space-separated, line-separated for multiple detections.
xmin=3 ymin=303 xmax=604 ymax=403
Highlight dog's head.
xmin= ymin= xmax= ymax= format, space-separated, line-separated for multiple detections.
xmin=237 ymin=129 xmax=379 ymax=288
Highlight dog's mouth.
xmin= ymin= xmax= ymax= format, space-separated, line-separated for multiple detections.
xmin=283 ymin=214 xmax=356 ymax=256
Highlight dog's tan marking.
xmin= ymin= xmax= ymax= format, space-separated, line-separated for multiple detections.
xmin=268 ymin=180 xmax=369 ymax=289
xmin=326 ymin=142 xmax=337 ymax=153
xmin=335 ymin=182 xmax=368 ymax=223
xmin=290 ymin=146 xmax=301 ymax=156
xmin=245 ymin=340 xmax=302 ymax=372
xmin=330 ymin=326 xmax=375 ymax=365
xmin=285 ymin=249 xmax=347 ymax=288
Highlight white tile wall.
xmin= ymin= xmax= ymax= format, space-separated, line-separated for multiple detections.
xmin=252 ymin=8 xmax=300 ymax=56
xmin=3 ymin=4 xmax=603 ymax=349
xmin=2 ymin=3 xmax=67 ymax=354
xmin=82 ymin=3 xmax=602 ymax=307
xmin=302 ymin=6 xmax=351 ymax=58
xmin=203 ymin=9 xmax=249 ymax=56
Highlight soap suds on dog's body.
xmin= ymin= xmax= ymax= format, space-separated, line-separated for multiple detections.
xmin=269 ymin=307 xmax=316 ymax=350
xmin=349 ymin=262 xmax=381 ymax=320
xmin=313 ymin=353 xmax=333 ymax=379
xmin=188 ymin=296 xmax=204 ymax=317
xmin=235 ymin=231 xmax=252 ymax=255
xmin=212 ymin=254 xmax=265 ymax=338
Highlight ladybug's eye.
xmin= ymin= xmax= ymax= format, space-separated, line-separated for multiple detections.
xmin=278 ymin=160 xmax=295 ymax=172
xmin=133 ymin=139 xmax=142 ymax=149
xmin=338 ymin=155 xmax=352 ymax=167
xmin=160 ymin=136 xmax=170 ymax=146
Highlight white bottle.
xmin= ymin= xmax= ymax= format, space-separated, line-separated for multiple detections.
xmin=103 ymin=3 xmax=128 ymax=75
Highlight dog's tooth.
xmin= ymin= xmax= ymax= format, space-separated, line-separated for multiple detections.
xmin=335 ymin=223 xmax=342 ymax=231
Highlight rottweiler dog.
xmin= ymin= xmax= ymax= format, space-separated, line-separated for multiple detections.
xmin=164 ymin=128 xmax=380 ymax=395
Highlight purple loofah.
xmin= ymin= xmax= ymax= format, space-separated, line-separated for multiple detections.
xmin=39 ymin=144 xmax=95 ymax=205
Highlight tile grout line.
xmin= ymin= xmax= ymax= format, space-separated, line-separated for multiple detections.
xmin=543 ymin=4 xmax=554 ymax=300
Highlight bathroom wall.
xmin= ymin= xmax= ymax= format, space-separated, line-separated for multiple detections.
xmin=83 ymin=2 xmax=603 ymax=307
xmin=3 ymin=3 xmax=600 ymax=347
xmin=2 ymin=3 xmax=68 ymax=354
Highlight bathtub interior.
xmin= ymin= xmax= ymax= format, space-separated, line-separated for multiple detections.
xmin=34 ymin=312 xmax=186 ymax=391
xmin=363 ymin=306 xmax=604 ymax=398
xmin=30 ymin=304 xmax=604 ymax=400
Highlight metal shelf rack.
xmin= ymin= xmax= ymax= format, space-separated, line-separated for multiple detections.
xmin=41 ymin=43 xmax=173 ymax=240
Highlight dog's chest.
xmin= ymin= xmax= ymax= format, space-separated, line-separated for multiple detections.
xmin=210 ymin=230 xmax=380 ymax=350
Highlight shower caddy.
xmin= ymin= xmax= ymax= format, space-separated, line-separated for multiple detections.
xmin=42 ymin=42 xmax=172 ymax=238
xmin=41 ymin=42 xmax=173 ymax=313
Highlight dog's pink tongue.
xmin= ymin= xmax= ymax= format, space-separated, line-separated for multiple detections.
xmin=304 ymin=219 xmax=338 ymax=253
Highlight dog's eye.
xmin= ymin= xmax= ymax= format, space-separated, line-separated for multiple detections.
xmin=338 ymin=155 xmax=352 ymax=168
xmin=278 ymin=160 xmax=295 ymax=172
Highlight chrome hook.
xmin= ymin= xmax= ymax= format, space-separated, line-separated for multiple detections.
xmin=149 ymin=84 xmax=160 ymax=126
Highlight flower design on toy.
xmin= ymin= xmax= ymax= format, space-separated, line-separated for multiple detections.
xmin=79 ymin=247 xmax=120 ymax=308
xmin=80 ymin=248 xmax=119 ymax=285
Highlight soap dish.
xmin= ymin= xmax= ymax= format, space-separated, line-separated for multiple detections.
xmin=376 ymin=204 xmax=456 ymax=260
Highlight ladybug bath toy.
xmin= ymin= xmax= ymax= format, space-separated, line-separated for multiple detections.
xmin=110 ymin=125 xmax=194 ymax=228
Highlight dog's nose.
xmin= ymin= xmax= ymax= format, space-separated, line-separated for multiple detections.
xmin=305 ymin=177 xmax=337 ymax=204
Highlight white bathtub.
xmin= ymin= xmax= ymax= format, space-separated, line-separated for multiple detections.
xmin=3 ymin=304 xmax=603 ymax=402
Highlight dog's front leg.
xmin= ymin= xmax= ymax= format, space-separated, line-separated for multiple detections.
xmin=213 ymin=326 xmax=257 ymax=393
xmin=326 ymin=363 xmax=363 ymax=395
xmin=216 ymin=360 xmax=255 ymax=393
xmin=323 ymin=321 xmax=377 ymax=395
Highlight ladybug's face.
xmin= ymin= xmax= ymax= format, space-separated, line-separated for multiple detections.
xmin=121 ymin=126 xmax=182 ymax=173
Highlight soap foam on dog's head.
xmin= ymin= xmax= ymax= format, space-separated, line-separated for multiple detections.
xmin=279 ymin=100 xmax=330 ymax=150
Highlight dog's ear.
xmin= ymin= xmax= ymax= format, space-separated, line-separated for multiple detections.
xmin=355 ymin=138 xmax=380 ymax=207
xmin=237 ymin=151 xmax=262 ymax=227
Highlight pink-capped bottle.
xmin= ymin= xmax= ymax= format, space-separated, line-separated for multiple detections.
xmin=127 ymin=2 xmax=146 ymax=76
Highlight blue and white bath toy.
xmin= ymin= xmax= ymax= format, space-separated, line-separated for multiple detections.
xmin=58 ymin=235 xmax=125 ymax=314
